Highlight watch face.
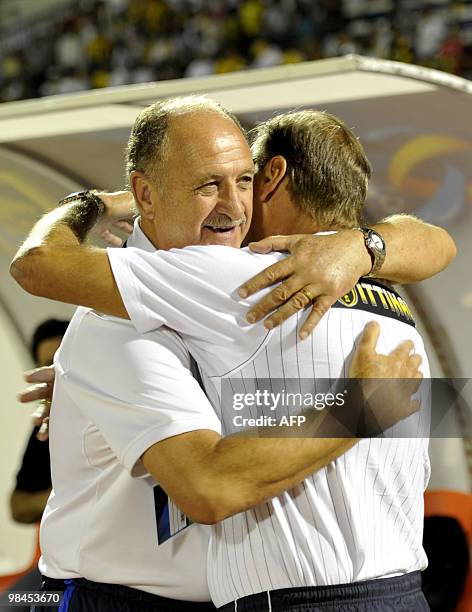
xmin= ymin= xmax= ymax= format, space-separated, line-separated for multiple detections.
xmin=370 ymin=234 xmax=384 ymax=250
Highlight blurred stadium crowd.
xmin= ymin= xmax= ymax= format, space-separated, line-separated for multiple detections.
xmin=1 ymin=0 xmax=472 ymax=103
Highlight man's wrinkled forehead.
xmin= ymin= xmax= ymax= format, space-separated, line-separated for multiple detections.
xmin=164 ymin=111 xmax=253 ymax=173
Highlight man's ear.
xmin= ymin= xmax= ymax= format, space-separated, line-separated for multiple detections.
xmin=258 ymin=156 xmax=288 ymax=203
xmin=130 ymin=171 xmax=156 ymax=220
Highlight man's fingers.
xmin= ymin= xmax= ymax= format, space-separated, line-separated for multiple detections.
xmin=24 ymin=365 xmax=55 ymax=383
xmin=31 ymin=405 xmax=46 ymax=426
xmin=389 ymin=339 xmax=415 ymax=360
xmin=101 ymin=229 xmax=124 ymax=247
xmin=400 ymin=399 xmax=421 ymax=421
xmin=357 ymin=321 xmax=381 ymax=355
xmin=239 ymin=259 xmax=293 ymax=299
xmin=36 ymin=418 xmax=50 ymax=442
xmin=407 ymin=353 xmax=423 ymax=370
xmin=247 ymin=235 xmax=295 ymax=255
xmin=261 ymin=290 xmax=313 ymax=330
xmin=299 ymin=296 xmax=336 ymax=339
xmin=19 ymin=383 xmax=53 ymax=403
xmin=262 ymin=292 xmax=334 ymax=333
xmin=31 ymin=400 xmax=51 ymax=426
xmin=114 ymin=220 xmax=134 ymax=234
xmin=400 ymin=372 xmax=423 ymax=396
xmin=411 ymin=372 xmax=423 ymax=391
xmin=245 ymin=277 xmax=305 ymax=322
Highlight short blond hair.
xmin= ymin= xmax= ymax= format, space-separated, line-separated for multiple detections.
xmin=250 ymin=110 xmax=371 ymax=228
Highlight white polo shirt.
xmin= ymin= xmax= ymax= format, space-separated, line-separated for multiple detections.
xmin=39 ymin=226 xmax=221 ymax=601
xmin=107 ymin=243 xmax=431 ymax=608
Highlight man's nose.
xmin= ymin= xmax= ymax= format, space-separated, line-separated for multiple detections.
xmin=217 ymin=182 xmax=246 ymax=218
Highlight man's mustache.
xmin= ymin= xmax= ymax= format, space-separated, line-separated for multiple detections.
xmin=202 ymin=215 xmax=247 ymax=229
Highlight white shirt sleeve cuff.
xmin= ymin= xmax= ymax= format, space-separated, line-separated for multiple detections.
xmin=107 ymin=247 xmax=165 ymax=334
xmin=121 ymin=417 xmax=222 ymax=478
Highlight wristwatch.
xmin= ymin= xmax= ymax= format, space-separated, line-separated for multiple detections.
xmin=357 ymin=227 xmax=386 ymax=277
xmin=58 ymin=190 xmax=105 ymax=215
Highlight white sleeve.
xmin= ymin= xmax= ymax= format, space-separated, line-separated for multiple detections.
xmin=59 ymin=310 xmax=221 ymax=476
xmin=107 ymin=244 xmax=278 ymax=344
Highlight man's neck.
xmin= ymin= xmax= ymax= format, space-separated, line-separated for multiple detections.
xmin=138 ymin=217 xmax=160 ymax=249
xmin=273 ymin=208 xmax=326 ymax=236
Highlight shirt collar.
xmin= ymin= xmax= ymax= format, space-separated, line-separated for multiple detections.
xmin=125 ymin=220 xmax=337 ymax=252
xmin=125 ymin=217 xmax=156 ymax=253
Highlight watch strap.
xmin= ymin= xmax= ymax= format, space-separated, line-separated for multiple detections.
xmin=357 ymin=227 xmax=386 ymax=278
xmin=58 ymin=190 xmax=105 ymax=217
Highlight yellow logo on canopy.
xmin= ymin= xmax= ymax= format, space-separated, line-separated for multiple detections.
xmin=389 ymin=136 xmax=472 ymax=201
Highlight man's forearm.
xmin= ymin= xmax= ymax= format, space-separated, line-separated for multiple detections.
xmin=188 ymin=379 xmax=404 ymax=523
xmin=144 ymin=412 xmax=357 ymax=525
xmin=145 ymin=326 xmax=420 ymax=525
xmin=10 ymin=201 xmax=128 ymax=317
xmin=371 ymin=214 xmax=456 ymax=283
xmin=15 ymin=198 xmax=99 ymax=253
xmin=207 ymin=435 xmax=357 ymax=521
